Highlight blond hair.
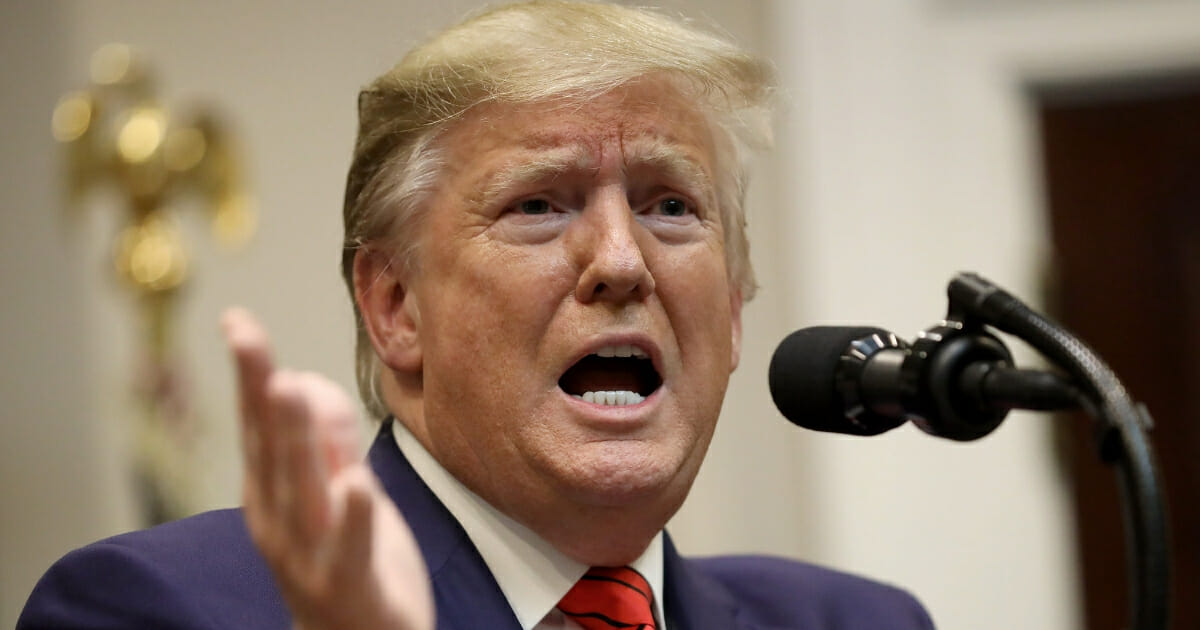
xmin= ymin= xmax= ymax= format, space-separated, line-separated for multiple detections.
xmin=343 ymin=0 xmax=774 ymax=419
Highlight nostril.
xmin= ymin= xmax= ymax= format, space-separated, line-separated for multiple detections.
xmin=575 ymin=253 xmax=653 ymax=303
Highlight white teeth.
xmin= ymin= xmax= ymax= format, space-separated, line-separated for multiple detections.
xmin=576 ymin=390 xmax=646 ymax=406
xmin=593 ymin=345 xmax=649 ymax=359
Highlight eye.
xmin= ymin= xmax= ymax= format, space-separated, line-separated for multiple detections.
xmin=517 ymin=199 xmax=552 ymax=215
xmin=655 ymin=197 xmax=692 ymax=217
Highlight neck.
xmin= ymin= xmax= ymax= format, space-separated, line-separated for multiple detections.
xmin=381 ymin=370 xmax=686 ymax=566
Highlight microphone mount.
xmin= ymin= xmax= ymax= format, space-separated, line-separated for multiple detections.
xmin=772 ymin=272 xmax=1170 ymax=629
xmin=837 ymin=318 xmax=1080 ymax=441
xmin=942 ymin=272 xmax=1169 ymax=630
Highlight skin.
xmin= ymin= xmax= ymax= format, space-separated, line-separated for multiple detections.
xmin=223 ymin=309 xmax=434 ymax=630
xmin=224 ymin=78 xmax=743 ymax=629
xmin=358 ymin=81 xmax=743 ymax=566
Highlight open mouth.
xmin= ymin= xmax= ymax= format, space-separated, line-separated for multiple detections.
xmin=558 ymin=345 xmax=662 ymax=406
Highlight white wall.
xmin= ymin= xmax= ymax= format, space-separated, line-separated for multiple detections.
xmin=5 ymin=1 xmax=1199 ymax=628
xmin=771 ymin=1 xmax=1200 ymax=629
xmin=0 ymin=2 xmax=137 ymax=624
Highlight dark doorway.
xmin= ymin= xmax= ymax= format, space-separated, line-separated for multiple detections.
xmin=1034 ymin=72 xmax=1200 ymax=630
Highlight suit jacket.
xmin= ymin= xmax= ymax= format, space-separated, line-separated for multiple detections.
xmin=19 ymin=420 xmax=935 ymax=629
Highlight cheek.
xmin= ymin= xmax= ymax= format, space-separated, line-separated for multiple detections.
xmin=417 ymin=247 xmax=578 ymax=463
xmin=655 ymin=245 xmax=736 ymax=385
xmin=657 ymin=244 xmax=733 ymax=323
xmin=421 ymin=244 xmax=574 ymax=378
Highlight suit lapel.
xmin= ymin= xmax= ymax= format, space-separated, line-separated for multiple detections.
xmin=663 ymin=533 xmax=767 ymax=630
xmin=368 ymin=419 xmax=522 ymax=630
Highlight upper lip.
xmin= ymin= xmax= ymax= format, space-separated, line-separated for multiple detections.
xmin=559 ymin=333 xmax=665 ymax=384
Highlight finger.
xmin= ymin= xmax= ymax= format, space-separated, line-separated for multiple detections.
xmin=222 ymin=307 xmax=279 ymax=509
xmin=222 ymin=308 xmax=275 ymax=468
xmin=296 ymin=372 xmax=362 ymax=475
xmin=271 ymin=371 xmax=332 ymax=546
xmin=329 ymin=468 xmax=375 ymax=585
xmin=329 ymin=469 xmax=435 ymax=630
xmin=221 ymin=307 xmax=275 ymax=424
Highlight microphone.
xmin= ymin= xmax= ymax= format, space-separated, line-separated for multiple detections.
xmin=769 ymin=324 xmax=1080 ymax=441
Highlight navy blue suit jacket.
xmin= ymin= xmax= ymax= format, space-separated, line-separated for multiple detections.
xmin=19 ymin=420 xmax=935 ymax=629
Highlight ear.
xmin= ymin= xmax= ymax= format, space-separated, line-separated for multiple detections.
xmin=729 ymin=288 xmax=744 ymax=372
xmin=354 ymin=248 xmax=422 ymax=373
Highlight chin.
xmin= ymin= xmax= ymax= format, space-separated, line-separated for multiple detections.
xmin=556 ymin=440 xmax=692 ymax=508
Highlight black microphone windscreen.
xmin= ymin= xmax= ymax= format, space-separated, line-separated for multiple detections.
xmin=769 ymin=326 xmax=902 ymax=436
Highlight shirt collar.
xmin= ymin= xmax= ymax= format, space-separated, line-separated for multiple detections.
xmin=392 ymin=421 xmax=665 ymax=630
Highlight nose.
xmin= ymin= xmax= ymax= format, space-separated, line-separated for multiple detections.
xmin=573 ymin=192 xmax=655 ymax=304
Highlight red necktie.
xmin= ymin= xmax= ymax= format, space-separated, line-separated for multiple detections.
xmin=558 ymin=566 xmax=657 ymax=629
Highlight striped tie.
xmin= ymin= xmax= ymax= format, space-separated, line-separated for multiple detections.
xmin=558 ymin=566 xmax=657 ymax=629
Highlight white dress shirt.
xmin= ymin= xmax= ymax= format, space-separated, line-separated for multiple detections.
xmin=393 ymin=422 xmax=666 ymax=630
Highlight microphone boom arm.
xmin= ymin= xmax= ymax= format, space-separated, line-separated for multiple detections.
xmin=947 ymin=272 xmax=1170 ymax=630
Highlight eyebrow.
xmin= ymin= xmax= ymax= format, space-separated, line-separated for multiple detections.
xmin=621 ymin=137 xmax=714 ymax=201
xmin=472 ymin=146 xmax=594 ymax=210
xmin=470 ymin=136 xmax=715 ymax=210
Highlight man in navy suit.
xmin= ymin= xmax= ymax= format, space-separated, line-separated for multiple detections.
xmin=21 ymin=2 xmax=935 ymax=628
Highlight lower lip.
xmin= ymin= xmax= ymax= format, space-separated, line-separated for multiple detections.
xmin=559 ymin=387 xmax=662 ymax=423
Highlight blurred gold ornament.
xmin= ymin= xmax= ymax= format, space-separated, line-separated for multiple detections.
xmin=55 ymin=44 xmax=256 ymax=524
xmin=51 ymin=92 xmax=94 ymax=142
xmin=214 ymin=192 xmax=257 ymax=247
xmin=54 ymin=43 xmax=256 ymax=306
xmin=114 ymin=214 xmax=188 ymax=293
xmin=164 ymin=127 xmax=206 ymax=173
xmin=116 ymin=107 xmax=166 ymax=164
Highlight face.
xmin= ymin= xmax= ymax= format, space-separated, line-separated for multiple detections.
xmin=392 ymin=82 xmax=742 ymax=538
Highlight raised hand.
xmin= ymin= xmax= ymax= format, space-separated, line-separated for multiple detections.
xmin=222 ymin=307 xmax=434 ymax=630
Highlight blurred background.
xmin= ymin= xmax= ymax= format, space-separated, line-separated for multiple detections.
xmin=3 ymin=1 xmax=1198 ymax=628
